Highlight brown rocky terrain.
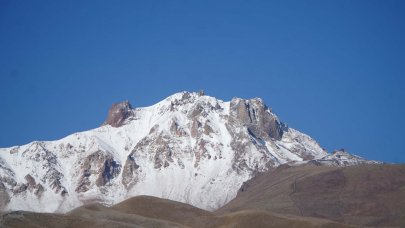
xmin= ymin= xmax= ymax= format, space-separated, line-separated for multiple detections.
xmin=0 ymin=195 xmax=347 ymax=228
xmin=220 ymin=163 xmax=405 ymax=227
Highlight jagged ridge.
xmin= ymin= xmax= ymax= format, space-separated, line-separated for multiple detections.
xmin=0 ymin=91 xmax=377 ymax=213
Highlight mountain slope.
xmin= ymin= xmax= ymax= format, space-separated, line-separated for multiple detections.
xmin=218 ymin=164 xmax=405 ymax=227
xmin=0 ymin=91 xmax=376 ymax=213
xmin=0 ymin=195 xmax=349 ymax=228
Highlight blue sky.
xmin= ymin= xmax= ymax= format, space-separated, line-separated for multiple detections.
xmin=1 ymin=0 xmax=404 ymax=163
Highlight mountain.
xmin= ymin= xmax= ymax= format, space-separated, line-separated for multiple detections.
xmin=0 ymin=91 xmax=380 ymax=213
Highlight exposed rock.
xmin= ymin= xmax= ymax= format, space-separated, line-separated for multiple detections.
xmin=170 ymin=120 xmax=187 ymax=137
xmin=189 ymin=104 xmax=204 ymax=119
xmin=43 ymin=169 xmax=66 ymax=195
xmin=0 ymin=157 xmax=16 ymax=188
xmin=25 ymin=174 xmax=36 ymax=189
xmin=13 ymin=183 xmax=27 ymax=194
xmin=97 ymin=159 xmax=121 ymax=187
xmin=0 ymin=176 xmax=16 ymax=189
xmin=34 ymin=184 xmax=45 ymax=197
xmin=0 ymin=181 xmax=10 ymax=209
xmin=103 ymin=100 xmax=134 ymax=127
xmin=154 ymin=154 xmax=163 ymax=169
xmin=190 ymin=119 xmax=201 ymax=138
xmin=76 ymin=151 xmax=121 ymax=193
xmin=10 ymin=147 xmax=19 ymax=154
xmin=188 ymin=100 xmax=216 ymax=119
xmin=230 ymin=98 xmax=284 ymax=140
xmin=149 ymin=124 xmax=159 ymax=135
xmin=152 ymin=136 xmax=174 ymax=169
xmin=129 ymin=134 xmax=183 ymax=172
xmin=19 ymin=176 xmax=47 ymax=198
xmin=194 ymin=139 xmax=210 ymax=167
xmin=311 ymin=149 xmax=383 ymax=167
xmin=203 ymin=121 xmax=214 ymax=135
xmin=169 ymin=92 xmax=197 ymax=111
xmin=182 ymin=92 xmax=192 ymax=100
xmin=122 ymin=155 xmax=140 ymax=188
xmin=20 ymin=142 xmax=67 ymax=195
xmin=225 ymin=121 xmax=279 ymax=174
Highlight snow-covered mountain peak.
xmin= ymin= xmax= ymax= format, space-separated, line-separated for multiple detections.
xmin=0 ymin=92 xmax=378 ymax=213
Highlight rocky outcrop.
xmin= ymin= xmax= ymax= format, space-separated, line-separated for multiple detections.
xmin=104 ymin=100 xmax=134 ymax=127
xmin=76 ymin=151 xmax=121 ymax=193
xmin=25 ymin=174 xmax=36 ymax=187
xmin=43 ymin=169 xmax=66 ymax=196
xmin=170 ymin=120 xmax=187 ymax=137
xmin=20 ymin=142 xmax=67 ymax=196
xmin=225 ymin=98 xmax=285 ymax=173
xmin=122 ymin=155 xmax=140 ymax=188
xmin=20 ymin=174 xmax=45 ymax=197
xmin=230 ymin=98 xmax=284 ymax=140
xmin=190 ymin=119 xmax=201 ymax=138
xmin=98 ymin=159 xmax=121 ymax=187
xmin=225 ymin=122 xmax=279 ymax=174
xmin=0 ymin=157 xmax=16 ymax=188
xmin=309 ymin=149 xmax=383 ymax=167
xmin=0 ymin=181 xmax=10 ymax=209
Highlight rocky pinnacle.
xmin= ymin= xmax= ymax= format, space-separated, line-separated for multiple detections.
xmin=103 ymin=100 xmax=134 ymax=127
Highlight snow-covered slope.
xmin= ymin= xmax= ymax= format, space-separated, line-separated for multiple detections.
xmin=0 ymin=92 xmax=373 ymax=213
xmin=309 ymin=149 xmax=382 ymax=166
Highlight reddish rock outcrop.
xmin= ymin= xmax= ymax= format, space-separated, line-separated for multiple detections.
xmin=103 ymin=101 xmax=134 ymax=127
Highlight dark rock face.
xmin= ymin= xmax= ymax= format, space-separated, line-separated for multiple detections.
xmin=23 ymin=174 xmax=45 ymax=197
xmin=34 ymin=184 xmax=45 ymax=197
xmin=190 ymin=119 xmax=201 ymax=138
xmin=104 ymin=101 xmax=134 ymax=127
xmin=122 ymin=155 xmax=140 ymax=188
xmin=97 ymin=159 xmax=121 ymax=187
xmin=76 ymin=151 xmax=121 ymax=193
xmin=25 ymin=174 xmax=36 ymax=187
xmin=13 ymin=183 xmax=27 ymax=194
xmin=230 ymin=98 xmax=284 ymax=140
xmin=0 ymin=181 xmax=10 ymax=209
xmin=44 ymin=170 xmax=66 ymax=196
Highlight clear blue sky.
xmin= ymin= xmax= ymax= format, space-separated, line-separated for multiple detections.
xmin=1 ymin=0 xmax=404 ymax=163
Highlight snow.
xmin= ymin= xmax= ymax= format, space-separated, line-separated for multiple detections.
xmin=0 ymin=91 xmax=361 ymax=213
xmin=313 ymin=149 xmax=382 ymax=166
